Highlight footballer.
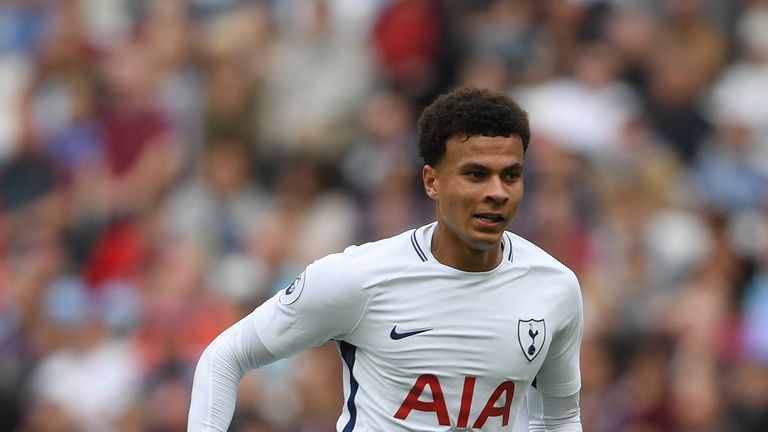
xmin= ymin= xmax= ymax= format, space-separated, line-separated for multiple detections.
xmin=188 ymin=87 xmax=583 ymax=431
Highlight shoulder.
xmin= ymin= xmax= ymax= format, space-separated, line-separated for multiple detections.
xmin=307 ymin=227 xmax=428 ymax=288
xmin=506 ymin=232 xmax=581 ymax=299
xmin=507 ymin=233 xmax=583 ymax=337
xmin=507 ymin=233 xmax=574 ymax=276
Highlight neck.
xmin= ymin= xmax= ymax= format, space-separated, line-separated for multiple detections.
xmin=431 ymin=225 xmax=502 ymax=272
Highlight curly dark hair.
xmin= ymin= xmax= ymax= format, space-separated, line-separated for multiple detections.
xmin=417 ymin=87 xmax=530 ymax=166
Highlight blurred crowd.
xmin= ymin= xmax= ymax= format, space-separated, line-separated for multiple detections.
xmin=1 ymin=0 xmax=767 ymax=431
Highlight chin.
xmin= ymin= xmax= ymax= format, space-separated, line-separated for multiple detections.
xmin=466 ymin=232 xmax=503 ymax=250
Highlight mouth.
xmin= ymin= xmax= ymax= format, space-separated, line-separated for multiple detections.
xmin=473 ymin=213 xmax=505 ymax=227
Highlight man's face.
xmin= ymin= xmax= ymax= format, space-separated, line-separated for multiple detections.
xmin=423 ymin=135 xmax=524 ymax=250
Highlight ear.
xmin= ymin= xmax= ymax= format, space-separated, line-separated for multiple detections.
xmin=423 ymin=165 xmax=439 ymax=200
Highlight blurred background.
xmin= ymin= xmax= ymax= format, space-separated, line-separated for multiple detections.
xmin=1 ymin=0 xmax=767 ymax=431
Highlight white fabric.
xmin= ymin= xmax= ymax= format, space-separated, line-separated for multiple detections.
xmin=189 ymin=222 xmax=583 ymax=431
xmin=513 ymin=395 xmax=530 ymax=432
xmin=527 ymin=389 xmax=582 ymax=431
xmin=188 ymin=311 xmax=277 ymax=431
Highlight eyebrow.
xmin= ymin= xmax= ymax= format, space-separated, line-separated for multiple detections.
xmin=459 ymin=162 xmax=522 ymax=172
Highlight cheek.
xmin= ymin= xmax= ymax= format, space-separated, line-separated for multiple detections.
xmin=513 ymin=182 xmax=524 ymax=201
xmin=439 ymin=186 xmax=477 ymax=216
xmin=509 ymin=186 xmax=525 ymax=215
xmin=507 ymin=185 xmax=524 ymax=210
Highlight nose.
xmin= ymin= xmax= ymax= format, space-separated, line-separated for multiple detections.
xmin=484 ymin=177 xmax=509 ymax=205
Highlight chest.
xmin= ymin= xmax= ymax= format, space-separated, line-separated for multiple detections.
xmin=346 ymin=271 xmax=561 ymax=384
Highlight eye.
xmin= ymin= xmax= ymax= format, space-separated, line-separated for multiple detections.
xmin=503 ymin=171 xmax=522 ymax=182
xmin=465 ymin=171 xmax=485 ymax=180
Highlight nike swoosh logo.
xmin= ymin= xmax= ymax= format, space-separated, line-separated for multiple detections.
xmin=390 ymin=326 xmax=433 ymax=340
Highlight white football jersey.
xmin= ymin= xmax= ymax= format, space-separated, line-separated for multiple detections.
xmin=251 ymin=222 xmax=583 ymax=431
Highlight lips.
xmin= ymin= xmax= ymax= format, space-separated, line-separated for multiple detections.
xmin=474 ymin=213 xmax=505 ymax=226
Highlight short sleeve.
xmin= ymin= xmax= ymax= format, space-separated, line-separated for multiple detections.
xmin=250 ymin=252 xmax=371 ymax=359
xmin=535 ymin=271 xmax=583 ymax=397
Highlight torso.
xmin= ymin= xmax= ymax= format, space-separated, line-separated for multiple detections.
xmin=330 ymin=223 xmax=578 ymax=431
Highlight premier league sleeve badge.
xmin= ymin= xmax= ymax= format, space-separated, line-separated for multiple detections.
xmin=279 ymin=271 xmax=306 ymax=305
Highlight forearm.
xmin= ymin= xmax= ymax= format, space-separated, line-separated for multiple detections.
xmin=188 ymin=311 xmax=276 ymax=431
xmin=527 ymin=387 xmax=582 ymax=432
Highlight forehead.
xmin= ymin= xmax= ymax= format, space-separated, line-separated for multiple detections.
xmin=442 ymin=135 xmax=524 ymax=167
